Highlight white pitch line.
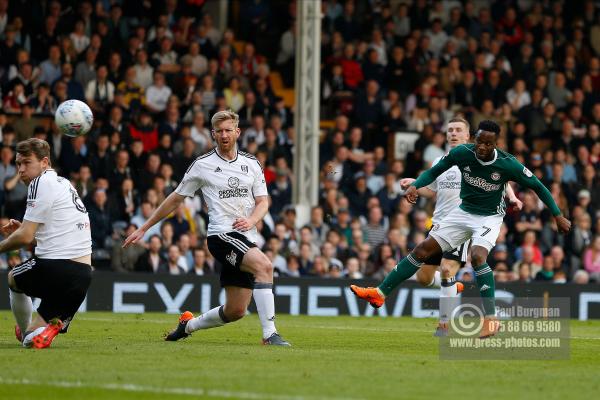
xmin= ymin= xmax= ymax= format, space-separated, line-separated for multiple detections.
xmin=0 ymin=377 xmax=365 ymax=400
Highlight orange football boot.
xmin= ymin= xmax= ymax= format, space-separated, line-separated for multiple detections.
xmin=32 ymin=319 xmax=63 ymax=349
xmin=350 ymin=285 xmax=385 ymax=308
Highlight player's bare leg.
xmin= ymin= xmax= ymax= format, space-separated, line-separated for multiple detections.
xmin=415 ymin=265 xmax=441 ymax=288
xmin=166 ymin=287 xmax=252 ymax=341
xmin=351 ymin=237 xmax=443 ymax=307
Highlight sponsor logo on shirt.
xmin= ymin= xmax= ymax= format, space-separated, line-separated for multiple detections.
xmin=438 ymin=181 xmax=461 ymax=190
xmin=446 ymin=171 xmax=457 ymax=181
xmin=463 ymin=172 xmax=502 ymax=192
xmin=215 ymin=167 xmax=222 ymax=173
xmin=241 ymin=165 xmax=248 ymax=173
xmin=219 ymin=187 xmax=249 ymax=199
xmin=491 ymin=172 xmax=501 ymax=181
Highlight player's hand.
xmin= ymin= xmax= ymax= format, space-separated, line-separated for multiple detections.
xmin=405 ymin=185 xmax=418 ymax=204
xmin=554 ymin=215 xmax=571 ymax=234
xmin=123 ymin=228 xmax=146 ymax=248
xmin=509 ymin=197 xmax=523 ymax=211
xmin=399 ymin=178 xmax=415 ymax=190
xmin=233 ymin=217 xmax=255 ymax=232
xmin=1 ymin=219 xmax=21 ymax=236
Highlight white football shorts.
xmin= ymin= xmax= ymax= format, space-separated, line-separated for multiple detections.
xmin=429 ymin=207 xmax=503 ymax=252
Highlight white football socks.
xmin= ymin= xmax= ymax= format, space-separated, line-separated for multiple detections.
xmin=428 ymin=270 xmax=442 ymax=288
xmin=185 ymin=305 xmax=227 ymax=334
xmin=253 ymin=283 xmax=277 ymax=339
xmin=10 ymin=289 xmax=32 ymax=336
xmin=440 ymin=277 xmax=459 ymax=323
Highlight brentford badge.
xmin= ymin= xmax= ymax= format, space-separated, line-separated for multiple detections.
xmin=491 ymin=172 xmax=501 ymax=181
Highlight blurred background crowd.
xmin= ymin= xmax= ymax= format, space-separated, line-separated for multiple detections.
xmin=0 ymin=0 xmax=599 ymax=284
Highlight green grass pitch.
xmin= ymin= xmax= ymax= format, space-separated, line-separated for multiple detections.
xmin=0 ymin=312 xmax=599 ymax=400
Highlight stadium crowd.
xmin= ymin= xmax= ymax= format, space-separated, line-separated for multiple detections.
xmin=0 ymin=0 xmax=599 ymax=284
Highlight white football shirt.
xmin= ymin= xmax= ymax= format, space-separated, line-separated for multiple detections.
xmin=427 ymin=155 xmax=462 ymax=225
xmin=175 ymin=149 xmax=268 ymax=243
xmin=24 ymin=169 xmax=92 ymax=259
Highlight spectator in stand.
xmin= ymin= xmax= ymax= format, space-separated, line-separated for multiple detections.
xmin=145 ymin=71 xmax=172 ymax=114
xmin=29 ymin=83 xmax=57 ymax=115
xmin=135 ymin=235 xmax=165 ymax=273
xmin=129 ymin=111 xmax=158 ymax=153
xmin=39 ymin=44 xmax=63 ymax=86
xmin=339 ymin=43 xmax=364 ymax=92
xmin=583 ymin=235 xmax=600 ymax=282
xmin=268 ymin=168 xmax=292 ymax=218
xmin=88 ymin=189 xmax=114 ymax=251
xmin=189 ymin=248 xmax=211 ymax=276
xmin=112 ymin=223 xmax=146 ymax=273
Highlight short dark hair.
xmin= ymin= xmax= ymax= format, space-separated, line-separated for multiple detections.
xmin=16 ymin=138 xmax=51 ymax=162
xmin=477 ymin=120 xmax=501 ymax=135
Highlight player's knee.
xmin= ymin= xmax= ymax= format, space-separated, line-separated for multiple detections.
xmin=7 ymin=271 xmax=17 ymax=291
xmin=411 ymin=244 xmax=430 ymax=262
xmin=258 ymin=256 xmax=273 ymax=276
xmin=440 ymin=264 xmax=453 ymax=277
xmin=225 ymin=305 xmax=247 ymax=321
xmin=471 ymin=250 xmax=487 ymax=267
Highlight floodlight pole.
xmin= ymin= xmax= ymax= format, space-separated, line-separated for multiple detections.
xmin=292 ymin=0 xmax=322 ymax=226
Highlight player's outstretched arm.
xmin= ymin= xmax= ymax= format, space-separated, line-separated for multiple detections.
xmin=400 ymin=178 xmax=436 ymax=198
xmin=411 ymin=147 xmax=461 ymax=191
xmin=505 ymin=183 xmax=523 ymax=211
xmin=123 ymin=192 xmax=186 ymax=247
xmin=0 ymin=220 xmax=38 ymax=253
xmin=233 ymin=195 xmax=268 ymax=232
xmin=405 ymin=149 xmax=461 ymax=203
xmin=510 ymin=163 xmax=571 ymax=234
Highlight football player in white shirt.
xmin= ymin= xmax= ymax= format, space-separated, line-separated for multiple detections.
xmin=124 ymin=110 xmax=290 ymax=346
xmin=399 ymin=117 xmax=522 ymax=336
xmin=0 ymin=138 xmax=92 ymax=348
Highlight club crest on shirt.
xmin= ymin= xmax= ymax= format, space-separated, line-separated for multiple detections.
xmin=241 ymin=165 xmax=248 ymax=173
xmin=228 ymin=177 xmax=240 ymax=188
xmin=491 ymin=172 xmax=501 ymax=181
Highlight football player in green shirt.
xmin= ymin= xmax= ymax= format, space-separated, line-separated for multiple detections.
xmin=351 ymin=120 xmax=571 ymax=337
